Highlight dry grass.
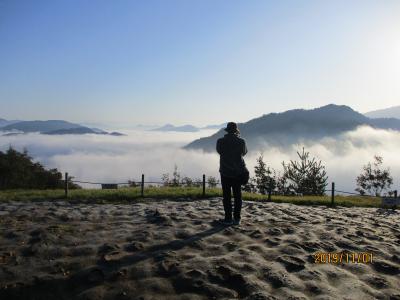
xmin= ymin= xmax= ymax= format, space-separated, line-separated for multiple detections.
xmin=0 ymin=186 xmax=383 ymax=207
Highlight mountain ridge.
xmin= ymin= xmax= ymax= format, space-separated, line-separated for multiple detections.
xmin=364 ymin=106 xmax=400 ymax=119
xmin=0 ymin=120 xmax=124 ymax=136
xmin=151 ymin=123 xmax=226 ymax=132
xmin=1 ymin=120 xmax=82 ymax=133
xmin=0 ymin=118 xmax=21 ymax=127
xmin=151 ymin=124 xmax=200 ymax=132
xmin=184 ymin=104 xmax=400 ymax=152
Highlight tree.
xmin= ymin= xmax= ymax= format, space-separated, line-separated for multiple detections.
xmin=161 ymin=164 xmax=181 ymax=187
xmin=207 ymin=176 xmax=218 ymax=188
xmin=128 ymin=180 xmax=138 ymax=187
xmin=356 ymin=155 xmax=393 ymax=196
xmin=243 ymin=177 xmax=257 ymax=193
xmin=282 ymin=148 xmax=328 ymax=195
xmin=0 ymin=147 xmax=80 ymax=189
xmin=254 ymin=154 xmax=276 ymax=195
xmin=171 ymin=165 xmax=181 ymax=186
xmin=192 ymin=178 xmax=202 ymax=188
xmin=181 ymin=176 xmax=193 ymax=187
xmin=275 ymin=171 xmax=291 ymax=195
xmin=161 ymin=173 xmax=170 ymax=186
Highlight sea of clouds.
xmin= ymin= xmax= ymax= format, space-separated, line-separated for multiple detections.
xmin=1 ymin=126 xmax=399 ymax=192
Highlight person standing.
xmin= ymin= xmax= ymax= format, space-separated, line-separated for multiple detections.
xmin=216 ymin=122 xmax=248 ymax=225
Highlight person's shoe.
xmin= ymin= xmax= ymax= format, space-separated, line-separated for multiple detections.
xmin=232 ymin=219 xmax=240 ymax=226
xmin=218 ymin=219 xmax=233 ymax=226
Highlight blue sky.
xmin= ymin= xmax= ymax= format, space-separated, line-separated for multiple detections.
xmin=1 ymin=0 xmax=399 ymax=126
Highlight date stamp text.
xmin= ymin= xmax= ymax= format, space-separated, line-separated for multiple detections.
xmin=314 ymin=252 xmax=373 ymax=264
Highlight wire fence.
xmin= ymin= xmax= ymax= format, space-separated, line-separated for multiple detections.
xmin=63 ymin=173 xmax=399 ymax=207
xmin=71 ymin=179 xmax=218 ymax=188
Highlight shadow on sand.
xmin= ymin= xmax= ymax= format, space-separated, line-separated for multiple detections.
xmin=0 ymin=221 xmax=230 ymax=300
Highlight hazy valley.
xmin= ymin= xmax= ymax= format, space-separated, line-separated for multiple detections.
xmin=1 ymin=104 xmax=399 ymax=193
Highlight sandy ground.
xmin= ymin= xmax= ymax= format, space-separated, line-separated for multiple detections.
xmin=0 ymin=198 xmax=399 ymax=300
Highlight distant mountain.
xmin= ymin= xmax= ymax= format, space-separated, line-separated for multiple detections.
xmin=0 ymin=120 xmax=124 ymax=136
xmin=44 ymin=127 xmax=126 ymax=136
xmin=151 ymin=122 xmax=226 ymax=132
xmin=1 ymin=120 xmax=82 ymax=133
xmin=109 ymin=131 xmax=125 ymax=136
xmin=47 ymin=129 xmax=126 ymax=136
xmin=44 ymin=127 xmax=99 ymax=135
xmin=0 ymin=118 xmax=20 ymax=127
xmin=90 ymin=127 xmax=108 ymax=134
xmin=185 ymin=104 xmax=400 ymax=152
xmin=1 ymin=132 xmax=24 ymax=137
xmin=202 ymin=123 xmax=227 ymax=130
xmin=135 ymin=124 xmax=155 ymax=129
xmin=365 ymin=106 xmax=400 ymax=119
xmin=368 ymin=117 xmax=400 ymax=130
xmin=152 ymin=124 xmax=200 ymax=132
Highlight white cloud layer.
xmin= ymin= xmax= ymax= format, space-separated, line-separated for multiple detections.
xmin=1 ymin=126 xmax=399 ymax=193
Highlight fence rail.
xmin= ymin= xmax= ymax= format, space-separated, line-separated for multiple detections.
xmin=63 ymin=173 xmax=398 ymax=206
xmin=66 ymin=173 xmax=210 ymax=198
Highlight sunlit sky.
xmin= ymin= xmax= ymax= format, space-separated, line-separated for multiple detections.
xmin=1 ymin=0 xmax=399 ymax=126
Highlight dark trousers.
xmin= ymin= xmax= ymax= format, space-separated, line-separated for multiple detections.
xmin=221 ymin=175 xmax=242 ymax=221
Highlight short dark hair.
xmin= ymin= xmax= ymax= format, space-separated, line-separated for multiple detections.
xmin=224 ymin=122 xmax=239 ymax=133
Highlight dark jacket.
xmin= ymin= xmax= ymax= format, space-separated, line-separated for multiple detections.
xmin=216 ymin=133 xmax=248 ymax=178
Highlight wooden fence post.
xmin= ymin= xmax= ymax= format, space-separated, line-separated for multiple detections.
xmin=267 ymin=178 xmax=272 ymax=201
xmin=202 ymin=174 xmax=206 ymax=198
xmin=331 ymin=182 xmax=335 ymax=206
xmin=141 ymin=174 xmax=144 ymax=197
xmin=64 ymin=172 xmax=68 ymax=198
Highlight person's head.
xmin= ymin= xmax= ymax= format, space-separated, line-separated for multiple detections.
xmin=224 ymin=122 xmax=240 ymax=134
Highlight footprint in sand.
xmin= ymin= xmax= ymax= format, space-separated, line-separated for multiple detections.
xmin=124 ymin=241 xmax=144 ymax=252
xmin=98 ymin=243 xmax=120 ymax=255
xmin=299 ymin=241 xmax=320 ymax=253
xmin=282 ymin=226 xmax=296 ymax=234
xmin=277 ymin=255 xmax=306 ymax=272
xmin=249 ymin=229 xmax=263 ymax=239
xmin=372 ymin=260 xmax=400 ymax=275
xmin=391 ymin=254 xmax=400 ymax=264
xmin=174 ymin=230 xmax=192 ymax=239
xmin=305 ymin=281 xmax=323 ymax=295
xmin=335 ymin=239 xmax=361 ymax=251
xmin=247 ymin=244 xmax=265 ymax=252
xmin=364 ymin=275 xmax=390 ymax=289
xmin=223 ymin=241 xmax=237 ymax=252
xmin=281 ymin=244 xmax=305 ymax=256
xmin=157 ymin=259 xmax=180 ymax=277
xmin=207 ymin=265 xmax=253 ymax=298
xmin=267 ymin=228 xmax=282 ymax=236
xmin=264 ymin=238 xmax=280 ymax=247
xmin=262 ymin=268 xmax=294 ymax=288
